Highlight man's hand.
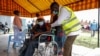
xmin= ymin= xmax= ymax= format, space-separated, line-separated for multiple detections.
xmin=50 ymin=14 xmax=55 ymax=24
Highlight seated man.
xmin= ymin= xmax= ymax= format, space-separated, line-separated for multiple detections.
xmin=0 ymin=22 xmax=6 ymax=34
xmin=24 ymin=18 xmax=50 ymax=56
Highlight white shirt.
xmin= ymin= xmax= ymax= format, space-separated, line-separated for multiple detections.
xmin=51 ymin=6 xmax=81 ymax=36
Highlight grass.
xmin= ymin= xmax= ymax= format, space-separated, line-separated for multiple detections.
xmin=74 ymin=30 xmax=99 ymax=49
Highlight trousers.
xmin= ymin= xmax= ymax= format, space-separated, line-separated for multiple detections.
xmin=63 ymin=35 xmax=77 ymax=56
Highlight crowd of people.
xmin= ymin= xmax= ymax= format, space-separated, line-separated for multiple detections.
xmin=80 ymin=20 xmax=98 ymax=37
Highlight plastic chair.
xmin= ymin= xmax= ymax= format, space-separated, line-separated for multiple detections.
xmin=7 ymin=29 xmax=26 ymax=52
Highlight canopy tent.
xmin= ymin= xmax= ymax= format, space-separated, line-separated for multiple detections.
xmin=14 ymin=0 xmax=81 ymax=13
xmin=0 ymin=0 xmax=98 ymax=17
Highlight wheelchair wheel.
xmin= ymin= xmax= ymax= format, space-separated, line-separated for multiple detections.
xmin=45 ymin=42 xmax=58 ymax=56
xmin=53 ymin=42 xmax=58 ymax=56
xmin=33 ymin=52 xmax=42 ymax=56
xmin=33 ymin=49 xmax=42 ymax=56
xmin=33 ymin=45 xmax=45 ymax=56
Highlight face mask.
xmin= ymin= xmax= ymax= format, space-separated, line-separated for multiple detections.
xmin=53 ymin=11 xmax=58 ymax=15
xmin=38 ymin=21 xmax=44 ymax=26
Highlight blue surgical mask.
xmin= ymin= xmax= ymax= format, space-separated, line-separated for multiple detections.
xmin=53 ymin=11 xmax=58 ymax=15
xmin=38 ymin=21 xmax=44 ymax=26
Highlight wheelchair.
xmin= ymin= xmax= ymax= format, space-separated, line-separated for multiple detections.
xmin=33 ymin=29 xmax=59 ymax=56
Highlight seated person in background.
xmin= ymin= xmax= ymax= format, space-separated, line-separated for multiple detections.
xmin=0 ymin=22 xmax=5 ymax=30
xmin=24 ymin=18 xmax=51 ymax=56
xmin=0 ymin=22 xmax=10 ymax=34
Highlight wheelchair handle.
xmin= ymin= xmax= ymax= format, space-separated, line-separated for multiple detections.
xmin=51 ymin=28 xmax=56 ymax=34
xmin=38 ymin=34 xmax=55 ymax=42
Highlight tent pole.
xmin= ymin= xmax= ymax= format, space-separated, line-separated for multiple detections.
xmin=98 ymin=8 xmax=100 ymax=47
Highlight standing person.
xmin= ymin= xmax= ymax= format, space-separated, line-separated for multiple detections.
xmin=13 ymin=10 xmax=22 ymax=47
xmin=90 ymin=20 xmax=98 ymax=37
xmin=51 ymin=15 xmax=66 ymax=56
xmin=27 ymin=21 xmax=31 ymax=36
xmin=50 ymin=2 xmax=82 ymax=56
